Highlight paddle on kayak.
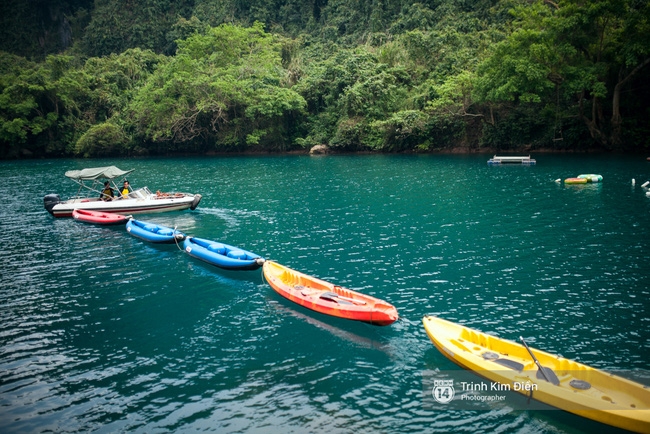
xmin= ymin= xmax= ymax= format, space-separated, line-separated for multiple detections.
xmin=320 ymin=292 xmax=367 ymax=305
xmin=520 ymin=336 xmax=560 ymax=385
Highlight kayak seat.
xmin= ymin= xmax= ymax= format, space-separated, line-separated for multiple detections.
xmin=569 ymin=379 xmax=591 ymax=390
xmin=207 ymin=243 xmax=226 ymax=254
xmin=227 ymin=250 xmax=247 ymax=259
xmin=482 ymin=351 xmax=524 ymax=372
xmin=482 ymin=351 xmax=499 ymax=360
xmin=493 ymin=358 xmax=524 ymax=372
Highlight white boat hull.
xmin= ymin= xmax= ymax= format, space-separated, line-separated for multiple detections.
xmin=48 ymin=195 xmax=201 ymax=218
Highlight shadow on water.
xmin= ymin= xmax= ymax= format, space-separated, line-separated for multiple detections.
xmin=263 ymin=295 xmax=395 ymax=357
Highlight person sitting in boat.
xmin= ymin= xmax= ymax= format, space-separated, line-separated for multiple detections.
xmin=120 ymin=180 xmax=133 ymax=198
xmin=100 ymin=181 xmax=115 ymax=201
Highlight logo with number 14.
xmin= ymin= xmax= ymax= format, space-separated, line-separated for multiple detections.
xmin=432 ymin=379 xmax=455 ymax=404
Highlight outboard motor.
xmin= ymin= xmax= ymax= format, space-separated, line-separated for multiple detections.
xmin=190 ymin=194 xmax=202 ymax=210
xmin=43 ymin=194 xmax=60 ymax=215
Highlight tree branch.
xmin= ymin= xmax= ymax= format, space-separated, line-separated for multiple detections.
xmin=617 ymin=56 xmax=650 ymax=89
xmin=544 ymin=0 xmax=559 ymax=10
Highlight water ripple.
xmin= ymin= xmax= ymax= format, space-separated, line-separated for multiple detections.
xmin=0 ymin=156 xmax=648 ymax=433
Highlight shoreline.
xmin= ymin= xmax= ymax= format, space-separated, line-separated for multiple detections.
xmin=7 ymin=145 xmax=649 ymax=160
xmin=202 ymin=146 xmax=650 ymax=157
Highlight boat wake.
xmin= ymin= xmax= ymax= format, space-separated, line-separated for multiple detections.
xmin=197 ymin=207 xmax=273 ymax=226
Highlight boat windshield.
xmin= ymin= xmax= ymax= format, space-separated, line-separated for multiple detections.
xmin=129 ymin=187 xmax=152 ymax=199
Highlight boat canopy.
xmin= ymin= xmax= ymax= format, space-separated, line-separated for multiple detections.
xmin=64 ymin=166 xmax=134 ymax=181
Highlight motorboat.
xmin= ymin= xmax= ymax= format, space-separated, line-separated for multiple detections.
xmin=44 ymin=166 xmax=202 ymax=218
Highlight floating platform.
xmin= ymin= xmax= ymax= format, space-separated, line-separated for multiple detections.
xmin=488 ymin=155 xmax=536 ymax=165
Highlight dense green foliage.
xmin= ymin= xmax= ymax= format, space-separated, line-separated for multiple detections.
xmin=129 ymin=23 xmax=305 ymax=151
xmin=0 ymin=0 xmax=648 ymax=157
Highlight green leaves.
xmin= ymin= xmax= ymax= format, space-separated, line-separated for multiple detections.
xmin=0 ymin=53 xmax=61 ymax=155
xmin=475 ymin=27 xmax=556 ymax=104
xmin=130 ymin=23 xmax=306 ymax=150
xmin=471 ymin=0 xmax=650 ymax=149
xmin=75 ymin=122 xmax=129 ymax=157
xmin=1 ymin=0 xmax=649 ymax=156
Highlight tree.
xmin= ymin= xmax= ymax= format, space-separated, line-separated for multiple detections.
xmin=0 ymin=53 xmax=67 ymax=157
xmin=0 ymin=48 xmax=166 ymax=158
xmin=0 ymin=0 xmax=92 ymax=60
xmin=475 ymin=0 xmax=650 ymax=149
xmin=81 ymin=0 xmax=195 ymax=56
xmin=294 ymin=46 xmax=415 ymax=150
xmin=130 ymin=22 xmax=306 ymax=151
xmin=75 ymin=122 xmax=129 ymax=157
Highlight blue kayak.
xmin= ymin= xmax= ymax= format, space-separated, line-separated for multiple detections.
xmin=183 ymin=236 xmax=265 ymax=270
xmin=126 ymin=219 xmax=186 ymax=244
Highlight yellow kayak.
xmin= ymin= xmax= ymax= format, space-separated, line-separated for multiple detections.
xmin=422 ymin=315 xmax=650 ymax=433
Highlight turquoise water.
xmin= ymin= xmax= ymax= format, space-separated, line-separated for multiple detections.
xmin=1 ymin=154 xmax=649 ymax=433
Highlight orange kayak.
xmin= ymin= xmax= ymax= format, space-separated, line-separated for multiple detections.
xmin=262 ymin=261 xmax=398 ymax=326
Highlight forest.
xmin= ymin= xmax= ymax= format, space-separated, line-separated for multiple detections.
xmin=0 ymin=0 xmax=649 ymax=158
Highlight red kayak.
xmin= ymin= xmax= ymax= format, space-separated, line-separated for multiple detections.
xmin=263 ymin=261 xmax=399 ymax=326
xmin=72 ymin=209 xmax=130 ymax=225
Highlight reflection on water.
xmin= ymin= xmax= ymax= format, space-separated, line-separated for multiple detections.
xmin=0 ymin=155 xmax=648 ymax=433
xmin=266 ymin=298 xmax=394 ymax=355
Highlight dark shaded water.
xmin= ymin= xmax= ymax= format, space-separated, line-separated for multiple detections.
xmin=1 ymin=154 xmax=649 ymax=433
